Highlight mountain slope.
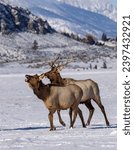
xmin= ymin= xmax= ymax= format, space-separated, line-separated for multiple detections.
xmin=0 ymin=0 xmax=117 ymax=38
xmin=0 ymin=2 xmax=55 ymax=34
xmin=58 ymin=0 xmax=117 ymax=22
xmin=0 ymin=1 xmax=116 ymax=70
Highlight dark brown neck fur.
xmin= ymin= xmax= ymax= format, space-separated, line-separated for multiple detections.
xmin=33 ymin=81 xmax=50 ymax=100
xmin=45 ymin=72 xmax=64 ymax=86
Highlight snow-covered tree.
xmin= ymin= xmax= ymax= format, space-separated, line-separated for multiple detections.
xmin=32 ymin=40 xmax=38 ymax=50
xmin=0 ymin=19 xmax=7 ymax=34
xmin=101 ymin=33 xmax=107 ymax=41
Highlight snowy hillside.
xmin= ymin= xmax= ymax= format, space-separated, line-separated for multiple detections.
xmin=0 ymin=31 xmax=117 ymax=71
xmin=0 ymin=0 xmax=116 ymax=38
xmin=0 ymin=1 xmax=116 ymax=71
xmin=58 ymin=0 xmax=117 ymax=22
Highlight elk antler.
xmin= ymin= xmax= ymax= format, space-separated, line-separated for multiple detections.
xmin=48 ymin=54 xmax=72 ymax=71
xmin=61 ymin=58 xmax=72 ymax=67
xmin=39 ymin=73 xmax=47 ymax=80
xmin=55 ymin=57 xmax=72 ymax=71
xmin=48 ymin=56 xmax=60 ymax=68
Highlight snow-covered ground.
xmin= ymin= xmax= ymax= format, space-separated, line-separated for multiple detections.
xmin=0 ymin=69 xmax=117 ymax=150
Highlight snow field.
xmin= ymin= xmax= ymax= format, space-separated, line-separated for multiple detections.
xmin=0 ymin=70 xmax=116 ymax=150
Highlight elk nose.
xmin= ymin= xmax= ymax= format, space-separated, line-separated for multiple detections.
xmin=25 ymin=75 xmax=30 ymax=82
xmin=25 ymin=75 xmax=30 ymax=78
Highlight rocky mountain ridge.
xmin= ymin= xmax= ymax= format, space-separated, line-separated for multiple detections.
xmin=0 ymin=0 xmax=116 ymax=38
xmin=0 ymin=2 xmax=55 ymax=34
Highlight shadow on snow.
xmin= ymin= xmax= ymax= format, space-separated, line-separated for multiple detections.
xmin=0 ymin=126 xmax=50 ymax=132
xmin=89 ymin=123 xmax=117 ymax=129
xmin=0 ymin=124 xmax=117 ymax=132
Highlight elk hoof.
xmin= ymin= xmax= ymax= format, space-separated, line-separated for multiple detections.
xmin=61 ymin=122 xmax=66 ymax=127
xmin=49 ymin=127 xmax=56 ymax=131
xmin=83 ymin=124 xmax=86 ymax=128
xmin=85 ymin=122 xmax=90 ymax=126
xmin=69 ymin=125 xmax=73 ymax=129
xmin=106 ymin=121 xmax=110 ymax=126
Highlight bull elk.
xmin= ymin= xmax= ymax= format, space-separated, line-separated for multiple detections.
xmin=41 ymin=59 xmax=110 ymax=126
xmin=25 ymin=74 xmax=86 ymax=131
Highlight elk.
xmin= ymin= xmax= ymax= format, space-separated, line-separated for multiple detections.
xmin=25 ymin=74 xmax=86 ymax=131
xmin=42 ymin=59 xmax=110 ymax=126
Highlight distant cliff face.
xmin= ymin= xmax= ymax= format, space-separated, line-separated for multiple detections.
xmin=0 ymin=3 xmax=55 ymax=34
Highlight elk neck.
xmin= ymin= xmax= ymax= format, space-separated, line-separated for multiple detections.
xmin=46 ymin=72 xmax=64 ymax=86
xmin=33 ymin=81 xmax=51 ymax=101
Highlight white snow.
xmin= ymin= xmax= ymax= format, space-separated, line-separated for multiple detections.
xmin=0 ymin=69 xmax=117 ymax=150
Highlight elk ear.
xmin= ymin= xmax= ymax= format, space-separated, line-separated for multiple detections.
xmin=39 ymin=73 xmax=46 ymax=80
xmin=57 ymin=65 xmax=64 ymax=72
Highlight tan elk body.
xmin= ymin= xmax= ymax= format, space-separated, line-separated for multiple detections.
xmin=25 ymin=74 xmax=86 ymax=130
xmin=43 ymin=61 xmax=110 ymax=126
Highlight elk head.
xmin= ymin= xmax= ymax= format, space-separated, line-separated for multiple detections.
xmin=48 ymin=55 xmax=71 ymax=72
xmin=45 ymin=57 xmax=71 ymax=85
xmin=25 ymin=74 xmax=45 ymax=89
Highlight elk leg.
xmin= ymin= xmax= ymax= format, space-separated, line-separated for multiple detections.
xmin=69 ymin=108 xmax=73 ymax=128
xmin=98 ymin=102 xmax=110 ymax=126
xmin=94 ymin=96 xmax=110 ymax=126
xmin=57 ymin=110 xmax=66 ymax=126
xmin=71 ymin=108 xmax=78 ymax=128
xmin=48 ymin=111 xmax=56 ymax=131
xmin=84 ymin=100 xmax=95 ymax=126
xmin=78 ymin=107 xmax=86 ymax=127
